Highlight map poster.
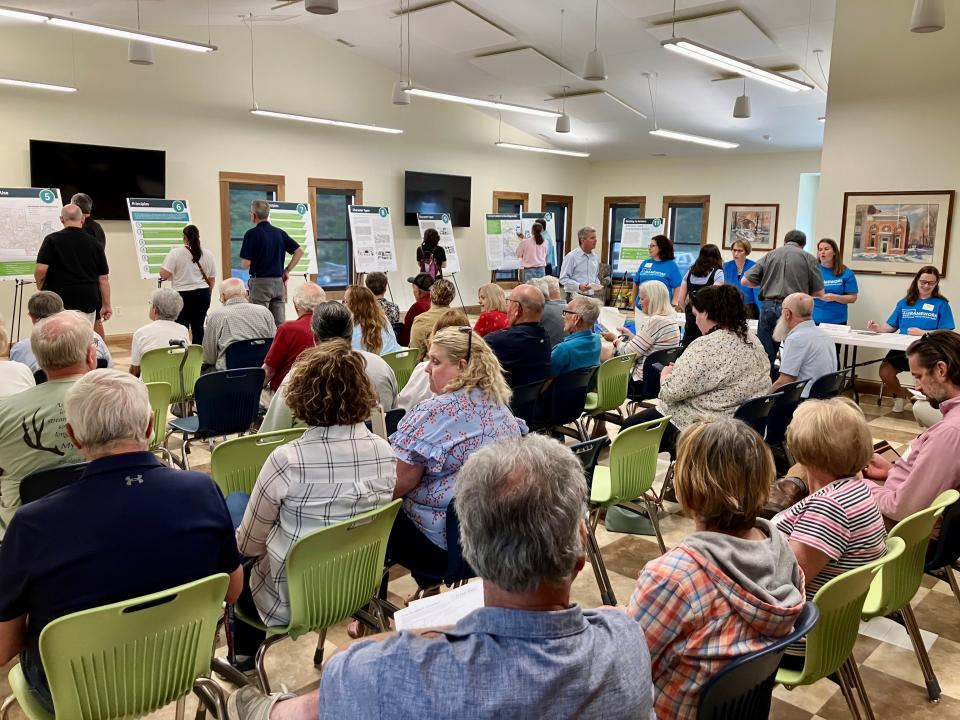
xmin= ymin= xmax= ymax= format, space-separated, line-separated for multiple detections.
xmin=268 ymin=201 xmax=318 ymax=276
xmin=0 ymin=187 xmax=62 ymax=280
xmin=484 ymin=213 xmax=522 ymax=271
xmin=416 ymin=212 xmax=461 ymax=274
xmin=520 ymin=211 xmax=558 ymax=250
xmin=348 ymin=205 xmax=398 ymax=273
xmin=618 ymin=217 xmax=664 ymax=273
xmin=127 ymin=198 xmax=192 ymax=279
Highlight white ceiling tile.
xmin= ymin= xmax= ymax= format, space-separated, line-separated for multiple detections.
xmin=607 ymin=0 xmax=720 ymax=22
xmin=646 ymin=10 xmax=780 ymax=60
xmin=469 ymin=47 xmax=588 ymax=91
xmin=403 ymin=1 xmax=515 ymax=54
xmin=559 ymin=92 xmax=648 ymax=124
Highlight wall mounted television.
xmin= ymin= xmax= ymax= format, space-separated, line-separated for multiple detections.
xmin=29 ymin=139 xmax=166 ymax=220
xmin=404 ymin=170 xmax=471 ymax=227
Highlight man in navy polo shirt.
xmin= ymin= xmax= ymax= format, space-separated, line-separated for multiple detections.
xmin=240 ymin=200 xmax=304 ymax=326
xmin=485 ymin=284 xmax=551 ymax=388
xmin=0 ymin=370 xmax=243 ymax=713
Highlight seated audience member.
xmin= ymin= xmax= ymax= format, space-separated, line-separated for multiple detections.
xmin=0 ymin=318 xmax=34 ymax=397
xmin=0 ymin=311 xmax=95 ymax=539
xmin=485 ymin=284 xmax=551 ymax=388
xmin=628 ymin=417 xmax=803 ymax=718
xmin=262 ymin=282 xmax=326 ymax=391
xmin=203 ymin=278 xmax=276 ymax=370
xmin=409 ymin=278 xmax=456 ymax=358
xmin=529 ymin=276 xmax=565 ymax=346
xmin=867 ymin=265 xmax=954 ymax=412
xmin=227 ymin=434 xmax=655 ymax=720
xmin=388 ymin=328 xmax=525 ymax=588
xmin=128 ymin=288 xmax=189 ymax=377
xmin=397 ymin=309 xmax=468 ymax=411
xmin=10 ymin=291 xmax=113 ymax=372
xmin=551 ymin=295 xmax=602 ymax=377
xmin=400 ymin=273 xmax=434 ymax=346
xmin=474 ymin=283 xmax=510 ymax=337
xmin=774 ymin=397 xmax=886 ymax=668
xmin=259 ymin=302 xmax=397 ymax=433
xmin=344 ymin=284 xmax=401 ymax=355
xmin=365 ymin=271 xmax=400 ymax=324
xmin=233 ymin=343 xmax=396 ymax=666
xmin=0 ymin=369 xmax=242 ymax=712
xmin=862 ymin=330 xmax=960 ymax=521
xmin=622 ymin=284 xmax=769 ymax=454
xmin=771 ymin=293 xmax=838 ymax=397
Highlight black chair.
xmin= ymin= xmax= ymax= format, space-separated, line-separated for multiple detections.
xmin=19 ymin=462 xmax=89 ymax=505
xmin=925 ymin=494 xmax=960 ymax=608
xmin=807 ymin=370 xmax=848 ymax=400
xmin=733 ymin=392 xmax=783 ymax=438
xmin=33 ymin=369 xmax=47 ymax=385
xmin=627 ymin=347 xmax=682 ymax=409
xmin=96 ymin=357 xmax=109 ymax=369
xmin=408 ymin=503 xmax=476 ymax=595
xmin=391 ymin=322 xmax=405 ymax=341
xmin=537 ymin=366 xmax=597 ymax=439
xmin=224 ymin=337 xmax=273 ymax=370
xmin=385 ymin=408 xmax=406 ymax=436
xmin=697 ymin=602 xmax=821 ymax=720
xmin=764 ymin=380 xmax=809 ymax=473
xmin=570 ymin=436 xmax=615 ymax=604
xmin=569 ymin=435 xmax=611 ymax=494
xmin=509 ymin=379 xmax=547 ymax=429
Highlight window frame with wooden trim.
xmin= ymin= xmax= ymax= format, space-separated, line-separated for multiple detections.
xmin=307 ymin=178 xmax=363 ymax=293
xmin=219 ymin=171 xmax=286 ymax=283
xmin=541 ymin=194 xmax=574 ymax=272
xmin=662 ymin=194 xmax=711 ymax=277
xmin=491 ymin=191 xmax=529 ymax=283
xmin=602 ymin=195 xmax=646 ymax=275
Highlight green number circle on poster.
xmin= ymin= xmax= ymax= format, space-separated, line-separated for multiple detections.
xmin=545 ymin=212 xmax=553 ymax=221
xmin=172 ymin=201 xmax=185 ymax=213
xmin=297 ymin=204 xmax=307 ymax=215
xmin=379 ymin=207 xmax=388 ymax=217
xmin=442 ymin=213 xmax=450 ymax=224
xmin=653 ymin=218 xmax=662 ymax=227
xmin=39 ymin=189 xmax=55 ymax=204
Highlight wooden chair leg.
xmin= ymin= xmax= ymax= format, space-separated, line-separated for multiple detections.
xmin=899 ymin=605 xmax=941 ymax=702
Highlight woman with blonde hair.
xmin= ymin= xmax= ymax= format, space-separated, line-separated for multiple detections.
xmin=627 ymin=417 xmax=804 ymax=718
xmin=397 ymin=309 xmax=469 ymax=411
xmin=344 ymin=284 xmax=400 ymax=355
xmin=473 ymin=282 xmax=509 ymax=337
xmin=388 ymin=326 xmax=525 ymax=588
xmin=723 ymin=238 xmax=761 ymax=319
xmin=602 ymin=280 xmax=680 ymax=384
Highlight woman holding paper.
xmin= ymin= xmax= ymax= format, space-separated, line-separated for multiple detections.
xmin=812 ymin=238 xmax=858 ymax=325
xmin=516 ymin=221 xmax=548 ymax=281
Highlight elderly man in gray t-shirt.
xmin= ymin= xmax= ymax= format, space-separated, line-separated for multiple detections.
xmin=771 ymin=293 xmax=838 ymax=397
xmin=742 ymin=229 xmax=825 ymax=372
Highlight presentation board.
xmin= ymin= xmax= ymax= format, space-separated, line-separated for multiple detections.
xmin=520 ymin=211 xmax=558 ymax=250
xmin=0 ymin=187 xmax=62 ymax=280
xmin=268 ymin=201 xmax=318 ymax=276
xmin=349 ymin=205 xmax=398 ymax=273
xmin=484 ymin=213 xmax=522 ymax=271
xmin=128 ymin=197 xmax=192 ymax=279
xmin=618 ymin=217 xmax=665 ymax=274
xmin=416 ymin=212 xmax=461 ymax=274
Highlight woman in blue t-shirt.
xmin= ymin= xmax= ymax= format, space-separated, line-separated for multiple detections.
xmin=722 ymin=238 xmax=761 ymax=319
xmin=813 ymin=238 xmax=858 ymax=325
xmin=867 ymin=265 xmax=954 ymax=411
xmin=632 ymin=234 xmax=683 ymax=311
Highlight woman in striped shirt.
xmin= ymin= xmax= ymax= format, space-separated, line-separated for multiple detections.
xmin=774 ymin=397 xmax=887 ymax=668
xmin=602 ymin=280 xmax=680 ymax=385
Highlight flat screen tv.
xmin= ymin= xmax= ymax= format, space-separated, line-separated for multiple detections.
xmin=29 ymin=139 xmax=166 ymax=220
xmin=404 ymin=171 xmax=471 ymax=227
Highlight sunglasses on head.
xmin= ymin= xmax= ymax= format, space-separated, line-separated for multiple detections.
xmin=458 ymin=326 xmax=473 ymax=363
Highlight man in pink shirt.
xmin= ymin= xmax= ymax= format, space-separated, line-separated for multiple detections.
xmin=863 ymin=330 xmax=960 ymax=522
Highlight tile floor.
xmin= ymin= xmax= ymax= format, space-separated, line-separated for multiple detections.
xmin=1 ymin=337 xmax=958 ymax=719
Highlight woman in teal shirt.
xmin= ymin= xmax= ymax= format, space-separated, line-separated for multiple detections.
xmin=632 ymin=235 xmax=682 ymax=310
xmin=813 ymin=239 xmax=858 ymax=325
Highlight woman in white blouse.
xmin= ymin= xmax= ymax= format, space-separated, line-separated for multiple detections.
xmin=158 ymin=225 xmax=216 ymax=345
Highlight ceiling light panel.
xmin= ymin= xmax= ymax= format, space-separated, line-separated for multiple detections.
xmin=470 ymin=48 xmax=585 ymax=91
xmin=646 ymin=10 xmax=779 ymax=60
xmin=400 ymin=1 xmax=514 ymax=54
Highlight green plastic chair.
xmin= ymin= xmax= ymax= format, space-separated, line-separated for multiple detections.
xmin=1 ymin=574 xmax=229 ymax=720
xmin=776 ymin=536 xmax=906 ymax=720
xmin=382 ymin=349 xmax=419 ymax=391
xmin=210 ymin=428 xmax=307 ymax=498
xmin=861 ymin=489 xmax=959 ymax=703
xmin=579 ymin=354 xmax=636 ymax=438
xmin=234 ymin=500 xmax=402 ymax=693
xmin=140 ymin=344 xmax=202 ymax=405
xmin=144 ymin=381 xmax=173 ymax=466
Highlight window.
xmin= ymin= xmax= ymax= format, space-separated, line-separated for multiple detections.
xmin=492 ymin=191 xmax=528 ymax=282
xmin=309 ymin=178 xmax=363 ymax=290
xmin=662 ymin=195 xmax=710 ymax=277
xmin=542 ymin=194 xmax=573 ymax=276
xmin=602 ymin=196 xmax=646 ymax=274
xmin=218 ymin=172 xmax=285 ymax=282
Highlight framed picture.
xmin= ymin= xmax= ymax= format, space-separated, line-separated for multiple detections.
xmin=722 ymin=204 xmax=779 ymax=251
xmin=839 ymin=191 xmax=954 ymax=277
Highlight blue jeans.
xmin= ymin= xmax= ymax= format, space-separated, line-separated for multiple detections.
xmin=21 ymin=647 xmax=54 ymax=714
xmin=521 ymin=267 xmax=546 ymax=281
xmin=758 ymin=299 xmax=784 ymax=372
xmin=226 ymin=492 xmax=251 ymax=529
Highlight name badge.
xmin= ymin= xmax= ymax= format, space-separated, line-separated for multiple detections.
xmin=922 ymin=303 xmax=935 ymax=311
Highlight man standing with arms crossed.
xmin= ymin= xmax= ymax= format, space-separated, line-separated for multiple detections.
xmin=240 ymin=200 xmax=304 ymax=326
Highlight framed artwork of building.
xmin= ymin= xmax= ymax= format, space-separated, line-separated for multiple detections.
xmin=722 ymin=204 xmax=779 ymax=251
xmin=839 ymin=190 xmax=954 ymax=276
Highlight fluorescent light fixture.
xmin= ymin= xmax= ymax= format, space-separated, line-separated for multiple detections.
xmin=495 ymin=142 xmax=589 ymax=158
xmin=662 ymin=37 xmax=813 ymax=93
xmin=47 ymin=17 xmax=216 ymax=52
xmin=251 ymin=109 xmax=402 ymax=135
xmin=0 ymin=6 xmax=45 ymax=22
xmin=404 ymin=87 xmax=562 ymax=118
xmin=649 ymin=128 xmax=738 ymax=149
xmin=0 ymin=77 xmax=76 ymax=93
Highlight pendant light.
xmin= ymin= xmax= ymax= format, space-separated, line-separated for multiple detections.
xmin=733 ymin=77 xmax=751 ymax=118
xmin=583 ymin=0 xmax=606 ymax=81
xmin=911 ymin=0 xmax=945 ymax=32
xmin=555 ymin=10 xmax=571 ymax=133
xmin=392 ymin=0 xmax=410 ymax=104
xmin=128 ymin=0 xmax=155 ymax=65
xmin=305 ymin=0 xmax=339 ymax=15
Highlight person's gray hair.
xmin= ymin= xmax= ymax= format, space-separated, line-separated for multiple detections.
xmin=27 ymin=291 xmax=64 ymax=321
xmin=150 ymin=288 xmax=184 ymax=321
xmin=250 ymin=199 xmax=271 ymax=221
xmin=569 ymin=295 xmax=600 ymax=326
xmin=31 ymin=310 xmax=93 ymax=371
xmin=61 ymin=204 xmax=83 ymax=223
xmin=311 ymin=300 xmax=353 ymax=342
xmin=220 ymin=277 xmax=247 ymax=300
xmin=784 ymin=229 xmax=807 ymax=247
xmin=577 ymin=226 xmax=595 ymax=244
xmin=527 ymin=277 xmax=549 ymax=300
xmin=65 ymin=369 xmax=152 ymax=453
xmin=455 ymin=434 xmax=587 ymax=592
xmin=542 ymin=275 xmax=561 ymax=298
xmin=70 ymin=193 xmax=93 ymax=215
xmin=292 ymin=282 xmax=326 ymax=314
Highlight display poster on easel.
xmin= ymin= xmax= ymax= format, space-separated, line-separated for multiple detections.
xmin=618 ymin=217 xmax=664 ymax=273
xmin=416 ymin=212 xmax=461 ymax=274
xmin=484 ymin=213 xmax=522 ymax=271
xmin=127 ymin=198 xmax=192 ymax=279
xmin=348 ymin=205 xmax=398 ymax=273
xmin=0 ymin=187 xmax=62 ymax=280
xmin=520 ymin=211 xmax=558 ymax=251
xmin=268 ymin=201 xmax=318 ymax=276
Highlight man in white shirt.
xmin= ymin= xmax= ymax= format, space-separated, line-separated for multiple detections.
xmin=559 ymin=226 xmax=601 ymax=299
xmin=129 ymin=289 xmax=190 ymax=377
xmin=771 ymin=293 xmax=838 ymax=397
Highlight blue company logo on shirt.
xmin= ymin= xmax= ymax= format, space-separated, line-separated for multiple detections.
xmin=640 ymin=262 xmax=668 ymax=278
xmin=901 ymin=307 xmax=938 ymax=322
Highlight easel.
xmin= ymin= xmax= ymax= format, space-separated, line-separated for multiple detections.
xmin=10 ymin=278 xmax=35 ymax=343
xmin=449 ymin=272 xmax=468 ymax=316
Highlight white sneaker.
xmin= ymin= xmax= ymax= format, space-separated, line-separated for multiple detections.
xmin=893 ymin=397 xmax=905 ymax=413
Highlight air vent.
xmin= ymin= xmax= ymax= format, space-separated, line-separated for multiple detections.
xmin=336 ymin=38 xmax=356 ymax=47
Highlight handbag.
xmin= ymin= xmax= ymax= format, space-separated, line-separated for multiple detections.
xmin=759 ymin=475 xmax=808 ymax=520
